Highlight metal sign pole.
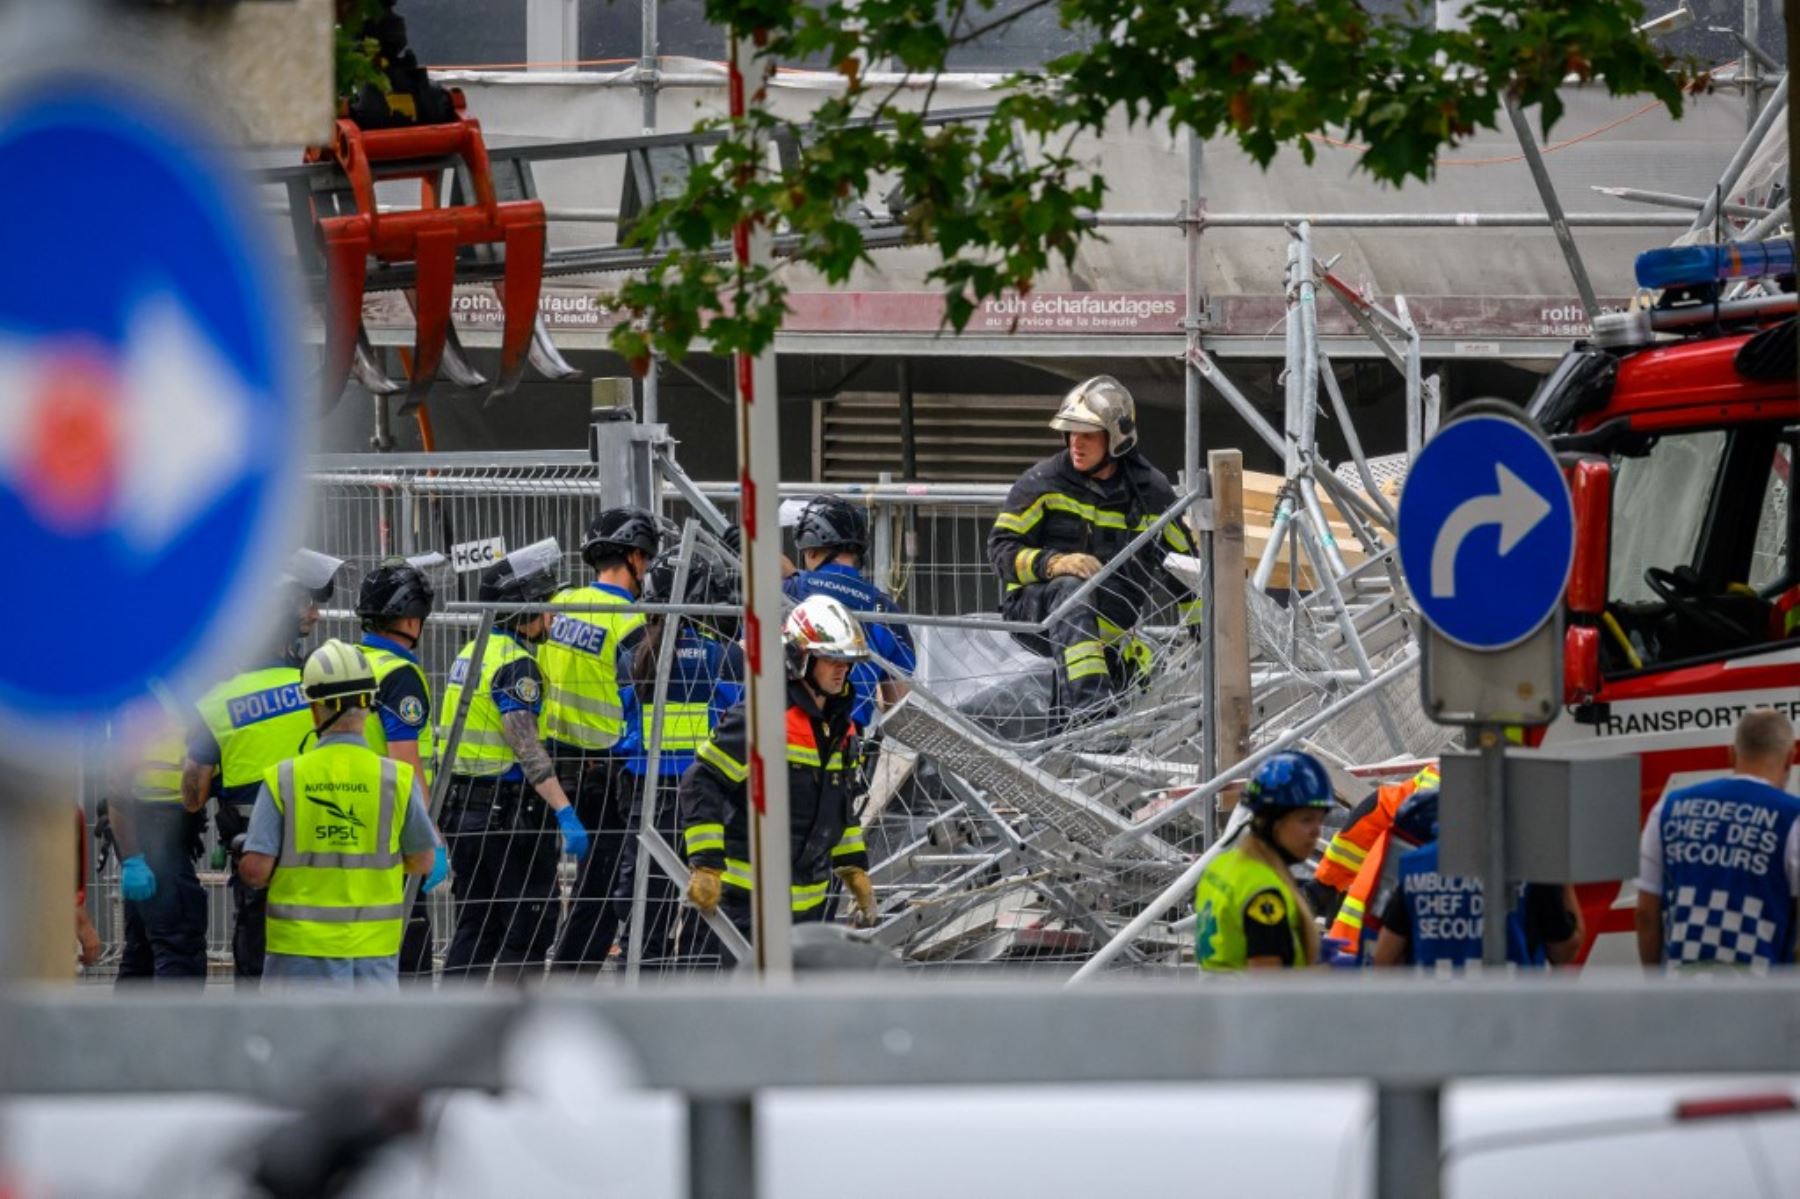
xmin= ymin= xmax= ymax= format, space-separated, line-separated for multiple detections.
xmin=1477 ymin=724 xmax=1508 ymax=968
xmin=729 ymin=26 xmax=793 ymax=979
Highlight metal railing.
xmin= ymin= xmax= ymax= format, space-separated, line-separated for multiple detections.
xmin=11 ymin=974 xmax=1800 ymax=1199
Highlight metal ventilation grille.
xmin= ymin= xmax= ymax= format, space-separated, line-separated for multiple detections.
xmin=815 ymin=392 xmax=1061 ymax=482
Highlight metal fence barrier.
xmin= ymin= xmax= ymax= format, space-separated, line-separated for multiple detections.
xmin=10 ymin=974 xmax=1800 ymax=1199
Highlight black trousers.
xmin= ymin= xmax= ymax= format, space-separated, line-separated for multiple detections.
xmin=440 ymin=778 xmax=561 ymax=982
xmin=114 ymin=803 xmax=208 ymax=984
xmin=548 ymin=749 xmax=633 ymax=975
xmin=1001 ymin=576 xmax=1144 ymax=723
xmin=607 ymin=773 xmax=693 ymax=972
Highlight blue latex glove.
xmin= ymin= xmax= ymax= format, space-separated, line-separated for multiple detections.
xmin=555 ymin=806 xmax=591 ymax=860
xmin=1320 ymin=935 xmax=1361 ymax=970
xmin=422 ymin=844 xmax=450 ymax=894
xmin=120 ymin=854 xmax=157 ymax=902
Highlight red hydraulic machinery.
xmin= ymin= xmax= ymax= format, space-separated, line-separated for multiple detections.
xmin=305 ymin=89 xmax=547 ymax=412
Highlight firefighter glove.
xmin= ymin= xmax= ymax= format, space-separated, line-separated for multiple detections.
xmin=688 ymin=866 xmax=723 ymax=916
xmin=555 ymin=806 xmax=591 ymax=861
xmin=423 ymin=844 xmax=450 ymax=894
xmin=1045 ymin=552 xmax=1103 ymax=580
xmin=119 ymin=854 xmax=157 ymax=903
xmin=835 ymin=865 xmax=879 ymax=927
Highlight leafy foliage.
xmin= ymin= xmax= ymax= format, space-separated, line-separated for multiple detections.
xmin=607 ymin=0 xmax=1690 ymax=366
xmin=335 ymin=0 xmax=390 ymax=101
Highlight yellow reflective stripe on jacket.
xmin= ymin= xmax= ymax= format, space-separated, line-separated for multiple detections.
xmin=646 ymin=702 xmax=711 ymax=751
xmin=994 ymin=492 xmax=1132 ymax=536
xmin=685 ymin=822 xmax=726 ymax=855
xmin=1413 ymin=765 xmax=1441 ymax=789
xmin=1014 ymin=548 xmax=1043 ymax=584
xmin=698 ymin=738 xmax=749 ymax=784
xmin=1178 ymin=598 xmax=1204 ymax=624
xmin=831 ymin=826 xmax=866 ymax=857
xmin=1321 ymin=837 xmax=1367 ymax=874
xmin=721 ymin=858 xmax=834 ymax=910
xmin=1335 ymin=892 xmax=1366 ymax=933
xmin=1063 ymin=640 xmax=1109 ymax=681
xmin=132 ymin=723 xmax=189 ymax=803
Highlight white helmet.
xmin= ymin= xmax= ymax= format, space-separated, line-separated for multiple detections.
xmin=784 ymin=595 xmax=870 ymax=681
xmin=1049 ymin=375 xmax=1137 ymax=458
xmin=301 ymin=638 xmax=377 ymax=707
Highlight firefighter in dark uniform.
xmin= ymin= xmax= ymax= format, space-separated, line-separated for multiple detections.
xmin=439 ymin=540 xmax=591 ymax=980
xmin=987 ymin=376 xmax=1202 ymax=730
xmin=184 ymin=548 xmax=344 ymax=987
xmin=357 ymin=555 xmax=445 ymax=978
xmin=679 ymin=595 xmax=880 ymax=943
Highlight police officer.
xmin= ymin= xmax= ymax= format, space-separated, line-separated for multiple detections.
xmin=1371 ymin=789 xmax=1583 ymax=970
xmin=1194 ymin=752 xmax=1332 ymax=971
xmin=1637 ymin=707 xmax=1800 ymax=968
xmin=680 ymin=595 xmax=879 ymax=944
xmin=784 ymin=495 xmax=915 ymax=729
xmin=238 ymin=640 xmax=443 ymax=991
xmin=184 ymin=548 xmax=344 ymax=986
xmin=110 ymin=700 xmax=208 ymax=984
xmin=987 ymin=376 xmax=1201 ymax=732
xmin=538 ymin=507 xmax=660 ymax=974
xmin=616 ymin=540 xmax=744 ymax=969
xmin=439 ymin=540 xmax=591 ymax=980
xmin=357 ymin=555 xmax=443 ymax=978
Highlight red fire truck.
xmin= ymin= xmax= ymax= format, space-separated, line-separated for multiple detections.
xmin=1530 ymin=271 xmax=1798 ymax=961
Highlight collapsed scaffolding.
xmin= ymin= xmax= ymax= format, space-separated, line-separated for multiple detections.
xmin=292 ymin=214 xmax=1470 ymax=976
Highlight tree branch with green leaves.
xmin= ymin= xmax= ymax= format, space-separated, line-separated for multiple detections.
xmin=607 ymin=0 xmax=1692 ymax=368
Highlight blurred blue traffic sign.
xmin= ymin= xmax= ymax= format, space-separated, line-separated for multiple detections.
xmin=1398 ymin=410 xmax=1573 ymax=651
xmin=0 ymin=76 xmax=301 ymax=737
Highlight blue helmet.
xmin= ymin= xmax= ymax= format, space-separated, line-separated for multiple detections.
xmin=1393 ymin=788 xmax=1440 ymax=845
xmin=1242 ymin=751 xmax=1333 ymax=814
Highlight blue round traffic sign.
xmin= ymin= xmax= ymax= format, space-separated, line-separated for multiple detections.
xmin=0 ymin=77 xmax=302 ymax=734
xmin=1397 ymin=412 xmax=1573 ymax=650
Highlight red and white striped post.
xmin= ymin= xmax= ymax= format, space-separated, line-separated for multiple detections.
xmin=729 ymin=27 xmax=794 ymax=977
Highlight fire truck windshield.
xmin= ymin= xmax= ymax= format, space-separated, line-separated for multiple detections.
xmin=1600 ymin=423 xmax=1797 ymax=675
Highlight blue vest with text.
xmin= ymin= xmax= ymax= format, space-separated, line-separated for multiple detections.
xmin=1658 ymin=776 xmax=1800 ymax=967
xmin=1400 ymin=843 xmax=1538 ymax=968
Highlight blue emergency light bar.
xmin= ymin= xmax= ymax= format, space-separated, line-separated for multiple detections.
xmin=1635 ymin=237 xmax=1795 ymax=290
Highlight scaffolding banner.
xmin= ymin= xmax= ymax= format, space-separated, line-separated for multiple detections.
xmin=359 ymin=287 xmax=1623 ymax=340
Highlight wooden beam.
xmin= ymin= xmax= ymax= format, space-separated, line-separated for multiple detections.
xmin=1208 ymin=450 xmax=1253 ymax=811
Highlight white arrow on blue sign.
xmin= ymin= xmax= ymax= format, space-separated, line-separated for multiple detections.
xmin=1398 ymin=411 xmax=1574 ymax=651
xmin=0 ymin=77 xmax=302 ymax=738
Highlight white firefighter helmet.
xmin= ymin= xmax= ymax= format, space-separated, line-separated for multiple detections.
xmin=784 ymin=595 xmax=870 ymax=680
xmin=301 ymin=639 xmax=378 ymax=706
xmin=1049 ymin=375 xmax=1138 ymax=457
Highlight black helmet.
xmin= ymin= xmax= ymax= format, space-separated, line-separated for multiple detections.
xmin=479 ymin=538 xmax=561 ymax=623
xmin=793 ymin=495 xmax=869 ymax=559
xmin=356 ymin=558 xmax=435 ymax=629
xmin=582 ymin=506 xmax=662 ymax=569
xmin=642 ymin=542 xmax=736 ymax=607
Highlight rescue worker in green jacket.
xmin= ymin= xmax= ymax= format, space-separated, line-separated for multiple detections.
xmin=439 ymin=540 xmax=591 ymax=980
xmin=679 ymin=595 xmax=880 ymax=949
xmin=356 ymin=554 xmax=446 ymax=979
xmin=183 ymin=548 xmax=344 ymax=986
xmin=1194 ymin=751 xmax=1333 ymax=972
xmin=238 ymin=640 xmax=444 ymax=991
xmin=538 ymin=507 xmax=660 ymax=974
xmin=987 ymin=376 xmax=1202 ymax=735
